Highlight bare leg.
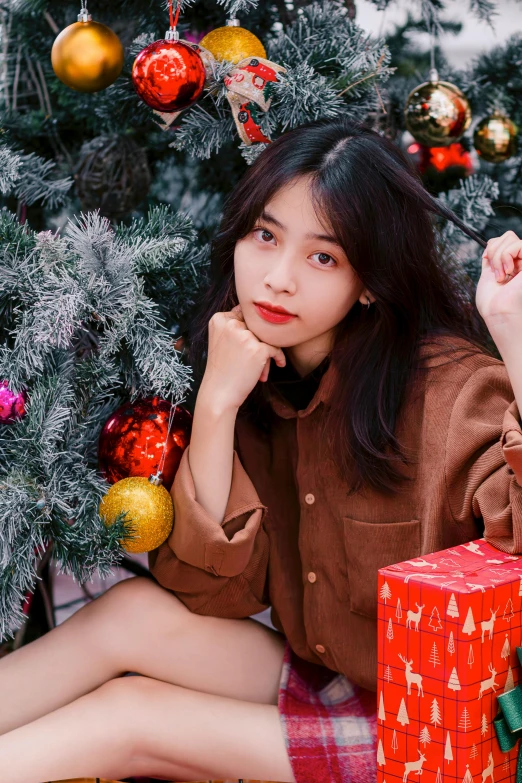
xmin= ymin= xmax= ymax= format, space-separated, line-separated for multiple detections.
xmin=0 ymin=667 xmax=296 ymax=783
xmin=0 ymin=576 xmax=287 ymax=734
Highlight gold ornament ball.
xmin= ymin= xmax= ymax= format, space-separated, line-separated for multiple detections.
xmin=473 ymin=112 xmax=518 ymax=163
xmin=199 ymin=25 xmax=266 ymax=64
xmin=405 ymin=78 xmax=472 ymax=147
xmin=99 ymin=476 xmax=174 ymax=554
xmin=51 ymin=20 xmax=124 ymax=92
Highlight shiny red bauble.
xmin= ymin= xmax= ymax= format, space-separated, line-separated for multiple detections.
xmin=98 ymin=397 xmax=192 ymax=490
xmin=131 ymin=38 xmax=206 ymax=112
xmin=0 ymin=380 xmax=27 ymax=424
xmin=417 ymin=143 xmax=473 ymax=175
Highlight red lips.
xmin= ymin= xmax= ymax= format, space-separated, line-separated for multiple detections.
xmin=254 ymin=302 xmax=297 ymax=324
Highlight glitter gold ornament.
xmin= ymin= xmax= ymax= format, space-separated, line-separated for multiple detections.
xmin=473 ymin=110 xmax=518 ymax=163
xmin=99 ymin=474 xmax=174 ymax=554
xmin=404 ymin=69 xmax=471 ymax=147
xmin=199 ymin=18 xmax=266 ymax=64
xmin=51 ymin=5 xmax=124 ymax=93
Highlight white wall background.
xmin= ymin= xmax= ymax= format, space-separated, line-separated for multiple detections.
xmin=354 ymin=0 xmax=522 ymax=68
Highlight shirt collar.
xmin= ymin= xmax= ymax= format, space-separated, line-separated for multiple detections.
xmin=262 ymin=334 xmax=473 ymax=420
xmin=264 ymin=357 xmax=339 ymax=419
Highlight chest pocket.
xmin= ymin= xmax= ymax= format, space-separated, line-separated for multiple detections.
xmin=343 ymin=516 xmax=421 ymax=619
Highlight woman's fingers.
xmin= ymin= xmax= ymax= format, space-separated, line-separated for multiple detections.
xmin=259 ymin=347 xmax=286 ymax=382
xmin=500 ymin=241 xmax=522 ymax=278
xmin=484 ymin=231 xmax=522 ymax=282
xmin=227 ymin=304 xmax=245 ymax=321
xmin=259 ymin=357 xmax=271 ymax=383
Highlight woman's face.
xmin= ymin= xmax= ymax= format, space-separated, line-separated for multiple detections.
xmin=234 ymin=175 xmax=371 ymax=374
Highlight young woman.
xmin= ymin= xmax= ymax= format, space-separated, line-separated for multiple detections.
xmin=0 ymin=118 xmax=521 ymax=783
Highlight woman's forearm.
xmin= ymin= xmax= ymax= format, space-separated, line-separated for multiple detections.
xmin=486 ymin=315 xmax=522 ymax=422
xmin=186 ymin=384 xmax=239 ymax=525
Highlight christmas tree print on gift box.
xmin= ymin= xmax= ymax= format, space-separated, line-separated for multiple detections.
xmin=377 ymin=538 xmax=522 ymax=782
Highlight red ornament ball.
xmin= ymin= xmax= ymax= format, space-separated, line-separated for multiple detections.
xmin=0 ymin=380 xmax=27 ymax=424
xmin=98 ymin=397 xmax=192 ymax=490
xmin=411 ymin=142 xmax=474 ymax=175
xmin=132 ymin=38 xmax=206 ymax=112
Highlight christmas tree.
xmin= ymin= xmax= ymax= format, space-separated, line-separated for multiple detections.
xmin=0 ymin=0 xmax=520 ymax=640
xmin=397 ymin=697 xmax=409 ymax=726
xmin=380 ymin=580 xmax=392 ymax=602
xmin=0 ymin=205 xmax=203 ymax=639
xmin=430 ymin=697 xmax=442 ymax=727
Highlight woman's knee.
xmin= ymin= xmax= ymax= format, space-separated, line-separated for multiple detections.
xmin=96 ymin=575 xmax=188 ymax=627
xmin=88 ymin=577 xmax=190 ymax=665
xmin=92 ymin=676 xmax=155 ymax=761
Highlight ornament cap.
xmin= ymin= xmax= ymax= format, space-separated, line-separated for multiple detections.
xmin=227 ymin=17 xmax=241 ymax=26
xmin=165 ymin=28 xmax=180 ymax=41
xmin=428 ymin=68 xmax=439 ymax=84
xmin=77 ymin=9 xmax=92 ymax=21
xmin=149 ymin=472 xmax=164 ymax=486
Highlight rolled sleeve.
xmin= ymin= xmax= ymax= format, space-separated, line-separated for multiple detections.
xmin=501 ymin=400 xmax=522 ymax=486
xmin=445 ymin=364 xmax=522 ymax=555
xmin=169 ymin=445 xmax=267 ymax=577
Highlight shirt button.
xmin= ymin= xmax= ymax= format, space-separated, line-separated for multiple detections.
xmin=308 ymin=571 xmax=317 ymax=583
xmin=305 ymin=493 xmax=315 ymax=504
xmin=315 ymin=644 xmax=326 ymax=654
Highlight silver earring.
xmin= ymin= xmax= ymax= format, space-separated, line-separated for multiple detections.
xmin=365 ymin=296 xmax=371 ymax=309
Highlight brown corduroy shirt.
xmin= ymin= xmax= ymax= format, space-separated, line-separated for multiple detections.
xmin=148 ymin=337 xmax=522 ymax=692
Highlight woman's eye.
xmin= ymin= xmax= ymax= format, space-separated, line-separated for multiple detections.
xmin=311 ymin=252 xmax=336 ymax=267
xmin=253 ymin=227 xmax=275 ymax=243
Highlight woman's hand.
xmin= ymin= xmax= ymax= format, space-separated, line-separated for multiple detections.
xmin=476 ymin=230 xmax=522 ymax=327
xmin=476 ymin=231 xmax=522 ymax=425
xmin=199 ymin=304 xmax=287 ymax=412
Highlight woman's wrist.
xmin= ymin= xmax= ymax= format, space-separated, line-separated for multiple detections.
xmin=484 ymin=314 xmax=522 ymax=355
xmin=196 ymin=380 xmax=240 ymax=419
xmin=485 ymin=315 xmax=522 ymax=420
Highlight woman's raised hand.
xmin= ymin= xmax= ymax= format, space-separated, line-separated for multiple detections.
xmin=476 ymin=230 xmax=522 ymax=325
xmin=199 ymin=304 xmax=287 ymax=412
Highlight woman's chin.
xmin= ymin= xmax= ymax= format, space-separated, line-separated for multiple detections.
xmin=246 ymin=320 xmax=300 ymax=348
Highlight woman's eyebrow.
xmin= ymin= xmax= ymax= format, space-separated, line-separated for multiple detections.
xmin=306 ymin=230 xmax=340 ymax=244
xmin=260 ymin=210 xmax=340 ymax=245
xmin=259 ymin=210 xmax=285 ymax=230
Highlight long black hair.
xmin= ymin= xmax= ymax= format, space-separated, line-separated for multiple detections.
xmin=188 ymin=117 xmax=493 ymax=495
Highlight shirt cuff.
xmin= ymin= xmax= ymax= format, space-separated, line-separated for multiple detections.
xmin=168 ymin=445 xmax=267 ymax=577
xmin=501 ymin=400 xmax=522 ymax=486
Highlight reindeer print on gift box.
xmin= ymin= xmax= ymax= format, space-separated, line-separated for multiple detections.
xmin=377 ymin=538 xmax=522 ymax=782
xmin=406 ymin=603 xmax=424 ymax=631
xmin=482 ymin=752 xmax=494 ymax=783
xmin=398 ymin=654 xmax=424 ymax=696
xmin=403 ymin=749 xmax=426 ymax=781
xmin=478 ymin=663 xmax=499 ymax=699
xmin=481 ymin=607 xmax=500 ymax=642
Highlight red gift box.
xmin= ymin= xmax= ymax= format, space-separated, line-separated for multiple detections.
xmin=377 ymin=538 xmax=522 ymax=782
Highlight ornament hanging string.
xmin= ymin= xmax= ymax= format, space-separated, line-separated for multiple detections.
xmin=155 ymin=399 xmax=179 ymax=479
xmin=168 ymin=0 xmax=181 ymax=30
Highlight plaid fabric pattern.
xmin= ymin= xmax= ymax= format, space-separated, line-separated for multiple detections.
xmin=277 ymin=641 xmax=378 ymax=783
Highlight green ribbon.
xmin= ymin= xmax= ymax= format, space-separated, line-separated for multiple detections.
xmin=493 ymin=646 xmax=522 ymax=781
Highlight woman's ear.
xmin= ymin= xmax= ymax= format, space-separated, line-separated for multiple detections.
xmin=358 ymin=290 xmax=376 ymax=306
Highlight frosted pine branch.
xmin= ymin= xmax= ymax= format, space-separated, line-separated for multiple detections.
xmin=215 ymin=0 xmax=259 ymax=18
xmin=0 ymin=142 xmax=21 ymax=193
xmin=0 ymin=142 xmax=72 ymax=208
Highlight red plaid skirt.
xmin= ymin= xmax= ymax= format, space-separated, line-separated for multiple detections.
xmin=277 ymin=641 xmax=378 ymax=783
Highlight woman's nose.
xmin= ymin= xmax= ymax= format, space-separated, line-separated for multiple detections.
xmin=263 ymin=256 xmax=297 ymax=294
